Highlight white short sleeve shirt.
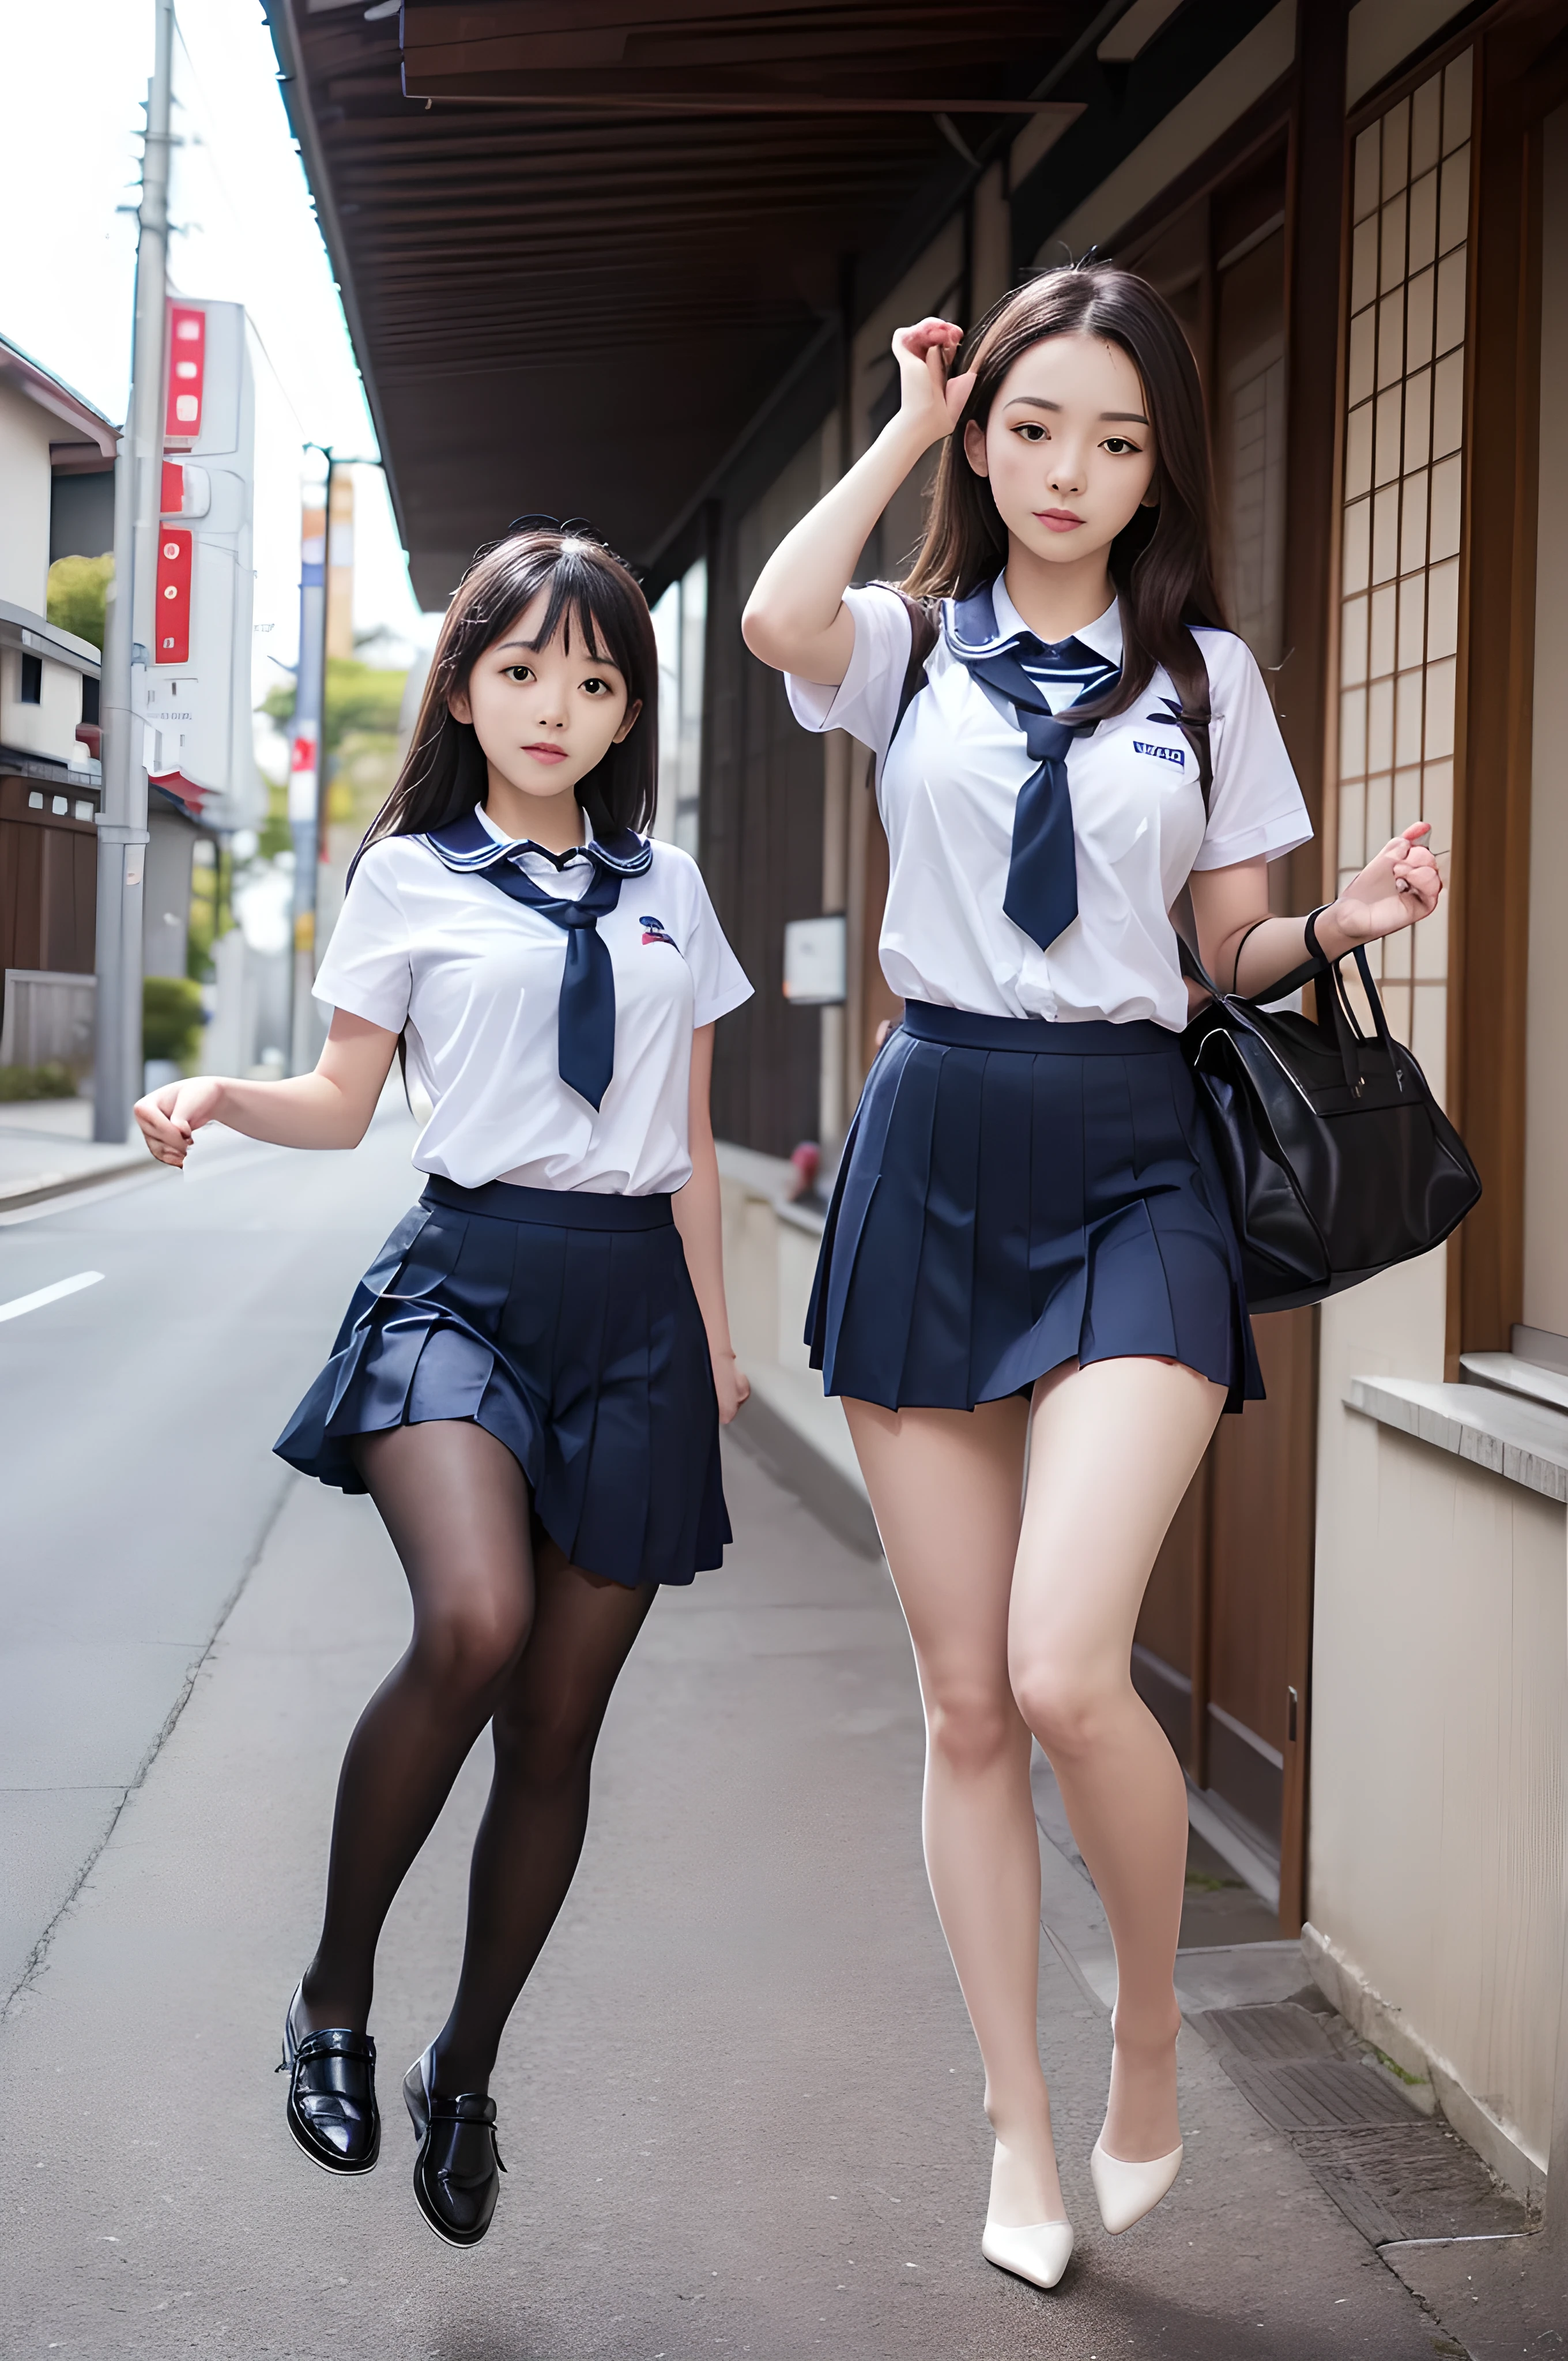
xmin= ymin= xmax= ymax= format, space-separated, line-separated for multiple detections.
xmin=786 ymin=575 xmax=1311 ymax=1031
xmin=313 ymin=806 xmax=752 ymax=1194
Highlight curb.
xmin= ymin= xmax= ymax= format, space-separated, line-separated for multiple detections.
xmin=0 ymin=1157 xmax=149 ymax=1213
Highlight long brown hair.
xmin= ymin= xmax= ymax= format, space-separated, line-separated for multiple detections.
xmin=359 ymin=526 xmax=658 ymax=863
xmin=902 ymin=264 xmax=1226 ymax=716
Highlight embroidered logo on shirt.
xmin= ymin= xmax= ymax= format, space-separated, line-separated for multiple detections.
xmin=640 ymin=914 xmax=679 ymax=947
xmin=1133 ymin=740 xmax=1185 ymax=765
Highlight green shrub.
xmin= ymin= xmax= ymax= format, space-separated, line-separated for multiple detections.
xmin=0 ymin=1061 xmax=77 ymax=1102
xmin=47 ymin=553 xmax=114 ymax=653
xmin=142 ymin=975 xmax=205 ymax=1069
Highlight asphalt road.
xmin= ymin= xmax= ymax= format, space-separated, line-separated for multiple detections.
xmin=0 ymin=1114 xmax=1451 ymax=2356
xmin=0 ymin=1099 xmax=423 ymax=2001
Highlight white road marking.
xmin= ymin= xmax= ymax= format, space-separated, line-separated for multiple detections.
xmin=0 ymin=1270 xmax=105 ymax=1323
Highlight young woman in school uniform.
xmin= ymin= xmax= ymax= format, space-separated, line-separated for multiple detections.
xmin=743 ymin=265 xmax=1442 ymax=2291
xmin=135 ymin=526 xmax=751 ymax=2249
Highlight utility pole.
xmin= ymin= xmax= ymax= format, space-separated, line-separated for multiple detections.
xmin=287 ymin=452 xmax=330 ymax=1076
xmin=93 ymin=0 xmax=175 ymax=1141
xmin=287 ymin=452 xmax=378 ymax=1074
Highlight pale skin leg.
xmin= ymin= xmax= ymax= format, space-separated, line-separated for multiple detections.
xmin=846 ymin=1353 xmax=1223 ymax=2224
xmin=845 ymin=1392 xmax=1057 ymax=2227
xmin=1011 ymin=1357 xmax=1224 ymax=2163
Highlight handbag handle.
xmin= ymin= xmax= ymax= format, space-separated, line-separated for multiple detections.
xmin=1179 ymin=917 xmax=1404 ymax=1100
xmin=1320 ymin=941 xmax=1405 ymax=1097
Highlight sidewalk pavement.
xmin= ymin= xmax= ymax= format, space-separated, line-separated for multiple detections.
xmin=0 ymin=1098 xmax=146 ymax=1213
xmin=0 ymin=1430 xmax=1458 ymax=2359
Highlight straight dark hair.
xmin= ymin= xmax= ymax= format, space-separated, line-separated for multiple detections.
xmin=902 ymin=263 xmax=1226 ymax=718
xmin=358 ymin=527 xmax=658 ymax=867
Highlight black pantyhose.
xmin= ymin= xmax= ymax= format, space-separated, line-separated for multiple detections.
xmin=434 ymin=1541 xmax=655 ymax=2093
xmin=298 ymin=1419 xmax=655 ymax=2095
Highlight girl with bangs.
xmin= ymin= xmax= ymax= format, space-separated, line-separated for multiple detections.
xmin=136 ymin=526 xmax=751 ymax=2247
xmin=744 ymin=266 xmax=1442 ymax=2289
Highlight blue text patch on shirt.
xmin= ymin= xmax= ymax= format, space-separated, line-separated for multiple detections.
xmin=1133 ymin=740 xmax=1185 ymax=765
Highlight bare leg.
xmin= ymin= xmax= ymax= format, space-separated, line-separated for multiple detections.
xmin=1009 ymin=1358 xmax=1224 ymax=2163
xmin=845 ymin=1394 xmax=1064 ymax=2228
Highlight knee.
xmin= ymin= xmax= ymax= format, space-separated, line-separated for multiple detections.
xmin=1010 ymin=1656 xmax=1117 ymax=1760
xmin=413 ymin=1590 xmax=530 ymax=1706
xmin=492 ymin=1694 xmax=594 ymax=1793
xmin=924 ymin=1677 xmax=1023 ymax=1782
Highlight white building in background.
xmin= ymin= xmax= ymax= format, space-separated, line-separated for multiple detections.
xmin=0 ymin=334 xmax=114 ymax=1069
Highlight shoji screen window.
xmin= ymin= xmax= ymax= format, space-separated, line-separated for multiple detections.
xmin=1338 ymin=51 xmax=1472 ymax=1095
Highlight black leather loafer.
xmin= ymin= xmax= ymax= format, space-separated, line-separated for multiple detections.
xmin=404 ymin=2047 xmax=506 ymax=2247
xmin=280 ymin=1986 xmax=380 ymax=2175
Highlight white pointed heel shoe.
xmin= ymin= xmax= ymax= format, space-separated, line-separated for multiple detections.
xmin=1090 ymin=2134 xmax=1183 ymax=2234
xmin=981 ymin=2215 xmax=1075 ymax=2290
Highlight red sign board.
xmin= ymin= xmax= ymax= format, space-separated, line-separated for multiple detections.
xmin=165 ymin=304 xmax=206 ymax=446
xmin=160 ymin=460 xmax=184 ymax=516
xmin=154 ymin=527 xmax=193 ymax=665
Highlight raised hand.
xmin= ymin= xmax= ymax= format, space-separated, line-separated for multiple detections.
xmin=1334 ymin=821 xmax=1443 ymax=945
xmin=891 ymin=317 xmax=975 ymax=450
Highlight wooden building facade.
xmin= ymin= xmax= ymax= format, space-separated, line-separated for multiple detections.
xmin=271 ymin=0 xmax=1568 ymax=2205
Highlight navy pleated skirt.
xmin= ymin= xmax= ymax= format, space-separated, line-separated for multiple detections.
xmin=807 ymin=1001 xmax=1263 ymax=1415
xmin=275 ymin=1175 xmax=730 ymax=1589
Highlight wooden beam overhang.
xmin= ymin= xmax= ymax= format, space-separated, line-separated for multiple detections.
xmin=265 ymin=0 xmax=1119 ymax=605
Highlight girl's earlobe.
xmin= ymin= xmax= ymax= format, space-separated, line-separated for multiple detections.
xmin=962 ymin=418 xmax=990 ymax=478
xmin=1140 ymin=476 xmax=1161 ymax=510
xmin=612 ymin=696 xmax=644 ymax=745
xmin=447 ymin=689 xmax=473 ymax=726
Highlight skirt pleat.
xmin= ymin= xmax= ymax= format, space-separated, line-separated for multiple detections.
xmin=274 ymin=1180 xmax=728 ymax=1589
xmin=808 ymin=1008 xmax=1263 ymax=1415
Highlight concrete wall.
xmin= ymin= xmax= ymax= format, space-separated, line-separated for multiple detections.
xmin=0 ymin=380 xmax=53 ymax=612
xmin=716 ymin=1143 xmax=872 ymax=1525
xmin=1307 ymin=1381 xmax=1566 ymax=2195
xmin=1312 ymin=1263 xmax=1565 ymax=2204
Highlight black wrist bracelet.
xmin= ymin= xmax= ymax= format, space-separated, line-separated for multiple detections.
xmin=1304 ymin=904 xmax=1331 ymax=964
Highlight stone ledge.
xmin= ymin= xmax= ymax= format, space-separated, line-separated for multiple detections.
xmin=1345 ymin=1375 xmax=1568 ymax=1504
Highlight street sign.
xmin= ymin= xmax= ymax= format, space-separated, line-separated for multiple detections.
xmin=130 ymin=296 xmax=264 ymax=833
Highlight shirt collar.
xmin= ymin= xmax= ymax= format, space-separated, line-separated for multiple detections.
xmin=420 ymin=802 xmax=654 ymax=878
xmin=987 ymin=571 xmax=1123 ymax=666
xmin=475 ymin=801 xmax=589 ymax=867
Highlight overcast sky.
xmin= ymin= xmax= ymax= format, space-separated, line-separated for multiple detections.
xmin=0 ymin=0 xmax=436 ymax=681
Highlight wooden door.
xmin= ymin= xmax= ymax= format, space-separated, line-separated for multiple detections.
xmin=0 ymin=776 xmax=98 ymax=979
xmin=1125 ymin=116 xmax=1326 ymax=1930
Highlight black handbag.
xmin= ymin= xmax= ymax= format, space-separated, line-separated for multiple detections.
xmin=1169 ymin=648 xmax=1480 ymax=1313
xmin=1180 ymin=935 xmax=1481 ymax=1313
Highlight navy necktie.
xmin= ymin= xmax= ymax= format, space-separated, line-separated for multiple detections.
xmin=477 ymin=858 xmax=624 ymax=1110
xmin=945 ymin=587 xmax=1119 ymax=953
xmin=421 ymin=812 xmax=652 ymax=1111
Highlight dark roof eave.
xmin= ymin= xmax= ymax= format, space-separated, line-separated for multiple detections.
xmin=262 ymin=0 xmax=419 ymax=597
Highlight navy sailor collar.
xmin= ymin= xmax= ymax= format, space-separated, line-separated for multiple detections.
xmin=420 ymin=804 xmax=653 ymax=878
xmin=944 ymin=575 xmax=1123 ymax=667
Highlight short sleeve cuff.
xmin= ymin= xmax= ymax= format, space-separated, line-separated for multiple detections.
xmin=693 ymin=977 xmax=754 ymax=1028
xmin=1191 ymin=813 xmax=1314 ymax=872
xmin=783 ymin=584 xmax=909 ymax=740
xmin=311 ymin=976 xmax=409 ymax=1031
